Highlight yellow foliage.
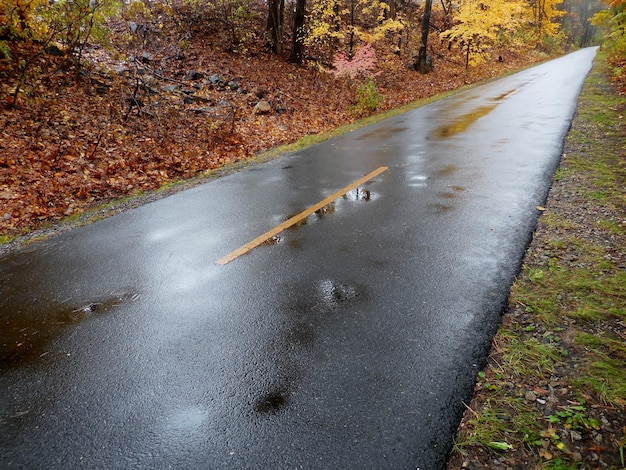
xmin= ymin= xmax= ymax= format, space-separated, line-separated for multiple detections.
xmin=527 ymin=0 xmax=565 ymax=38
xmin=441 ymin=0 xmax=526 ymax=65
xmin=305 ymin=0 xmax=403 ymax=52
xmin=1 ymin=0 xmax=48 ymax=37
xmin=590 ymin=8 xmax=613 ymax=25
xmin=442 ymin=0 xmax=565 ymax=65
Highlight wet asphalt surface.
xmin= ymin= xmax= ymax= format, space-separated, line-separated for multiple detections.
xmin=0 ymin=48 xmax=596 ymax=469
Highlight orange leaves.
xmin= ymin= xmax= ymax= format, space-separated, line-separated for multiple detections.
xmin=0 ymin=15 xmax=546 ymax=237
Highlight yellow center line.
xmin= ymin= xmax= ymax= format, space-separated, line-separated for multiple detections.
xmin=216 ymin=166 xmax=388 ymax=265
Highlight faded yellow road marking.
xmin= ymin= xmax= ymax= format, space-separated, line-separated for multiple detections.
xmin=216 ymin=166 xmax=388 ymax=265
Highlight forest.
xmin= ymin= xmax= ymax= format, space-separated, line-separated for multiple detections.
xmin=0 ymin=0 xmax=623 ymax=236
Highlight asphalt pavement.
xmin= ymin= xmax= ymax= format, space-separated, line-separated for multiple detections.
xmin=0 ymin=48 xmax=597 ymax=469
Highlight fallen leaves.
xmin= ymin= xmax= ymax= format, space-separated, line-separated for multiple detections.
xmin=0 ymin=15 xmax=544 ymax=237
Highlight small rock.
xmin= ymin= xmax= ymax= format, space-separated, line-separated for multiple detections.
xmin=600 ymin=415 xmax=612 ymax=430
xmin=161 ymin=85 xmax=178 ymax=93
xmin=140 ymin=51 xmax=153 ymax=63
xmin=571 ymin=451 xmax=582 ymax=462
xmin=570 ymin=430 xmax=582 ymax=441
xmin=192 ymin=95 xmax=213 ymax=105
xmin=3 ymin=213 xmax=11 ymax=220
xmin=185 ymin=70 xmax=204 ymax=81
xmin=524 ymin=390 xmax=537 ymax=402
xmin=253 ymin=100 xmax=271 ymax=115
xmin=207 ymin=74 xmax=223 ymax=85
xmin=191 ymin=107 xmax=214 ymax=115
xmin=113 ymin=66 xmax=131 ymax=76
xmin=142 ymin=75 xmax=158 ymax=87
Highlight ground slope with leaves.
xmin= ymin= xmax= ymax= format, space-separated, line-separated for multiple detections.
xmin=1 ymin=9 xmax=547 ymax=240
xmin=448 ymin=54 xmax=625 ymax=470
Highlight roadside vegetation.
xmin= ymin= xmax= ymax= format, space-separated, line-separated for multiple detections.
xmin=0 ymin=0 xmax=609 ymax=242
xmin=447 ymin=48 xmax=625 ymax=470
xmin=1 ymin=1 xmax=624 ymax=467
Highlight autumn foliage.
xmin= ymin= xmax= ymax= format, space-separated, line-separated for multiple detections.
xmin=0 ymin=0 xmax=607 ymax=237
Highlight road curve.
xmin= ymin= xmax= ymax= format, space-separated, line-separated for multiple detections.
xmin=0 ymin=48 xmax=596 ymax=469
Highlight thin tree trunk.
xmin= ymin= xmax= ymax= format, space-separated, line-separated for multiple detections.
xmin=349 ymin=0 xmax=355 ymax=58
xmin=416 ymin=0 xmax=433 ymax=73
xmin=266 ymin=0 xmax=285 ymax=54
xmin=289 ymin=0 xmax=306 ymax=63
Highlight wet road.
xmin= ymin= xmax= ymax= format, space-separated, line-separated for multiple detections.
xmin=0 ymin=48 xmax=596 ymax=469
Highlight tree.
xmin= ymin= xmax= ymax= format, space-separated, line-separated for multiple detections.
xmin=526 ymin=0 xmax=566 ymax=42
xmin=416 ymin=0 xmax=433 ymax=72
xmin=305 ymin=0 xmax=402 ymax=62
xmin=441 ymin=0 xmax=526 ymax=67
xmin=266 ymin=0 xmax=285 ymax=53
xmin=591 ymin=0 xmax=626 ymax=79
xmin=289 ymin=0 xmax=307 ymax=63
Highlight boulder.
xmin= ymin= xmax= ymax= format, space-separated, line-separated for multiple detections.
xmin=45 ymin=44 xmax=65 ymax=56
xmin=253 ymin=100 xmax=271 ymax=115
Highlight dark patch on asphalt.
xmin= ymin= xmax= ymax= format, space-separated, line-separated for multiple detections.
xmin=0 ymin=290 xmax=139 ymax=367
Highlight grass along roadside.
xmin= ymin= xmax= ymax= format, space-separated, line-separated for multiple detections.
xmin=447 ymin=52 xmax=625 ymax=469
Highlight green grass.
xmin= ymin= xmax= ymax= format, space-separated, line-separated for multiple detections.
xmin=451 ymin=51 xmax=626 ymax=468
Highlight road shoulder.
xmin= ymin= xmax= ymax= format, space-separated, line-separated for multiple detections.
xmin=447 ymin=52 xmax=626 ymax=470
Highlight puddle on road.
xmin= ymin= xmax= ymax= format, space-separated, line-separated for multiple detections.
xmin=436 ymin=164 xmax=458 ymax=177
xmin=432 ymin=203 xmax=455 ymax=213
xmin=344 ymin=187 xmax=374 ymax=202
xmin=433 ymin=105 xmax=496 ymax=138
xmin=254 ymin=389 xmax=290 ymax=414
xmin=289 ymin=279 xmax=364 ymax=315
xmin=315 ymin=279 xmax=359 ymax=311
xmin=0 ymin=290 xmax=139 ymax=367
xmin=355 ymin=127 xmax=408 ymax=141
xmin=262 ymin=234 xmax=284 ymax=245
xmin=432 ymin=88 xmax=518 ymax=138
xmin=281 ymin=187 xmax=376 ymax=229
xmin=250 ymin=278 xmax=365 ymax=417
xmin=407 ymin=174 xmax=428 ymax=188
xmin=315 ymin=201 xmax=336 ymax=218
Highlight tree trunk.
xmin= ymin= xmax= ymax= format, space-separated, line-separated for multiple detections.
xmin=416 ymin=0 xmax=433 ymax=73
xmin=266 ymin=0 xmax=285 ymax=54
xmin=289 ymin=0 xmax=306 ymax=64
xmin=349 ymin=0 xmax=355 ymax=58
